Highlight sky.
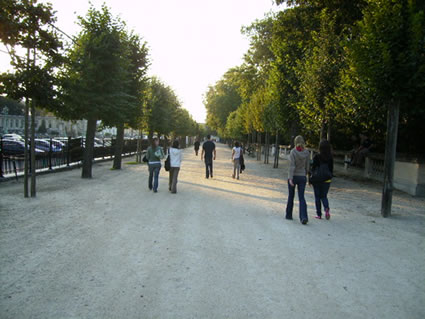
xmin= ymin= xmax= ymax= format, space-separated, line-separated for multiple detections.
xmin=0 ymin=0 xmax=280 ymax=123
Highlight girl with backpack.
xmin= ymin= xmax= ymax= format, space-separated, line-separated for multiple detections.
xmin=168 ymin=140 xmax=183 ymax=194
xmin=232 ymin=141 xmax=242 ymax=179
xmin=146 ymin=137 xmax=165 ymax=193
xmin=310 ymin=139 xmax=334 ymax=220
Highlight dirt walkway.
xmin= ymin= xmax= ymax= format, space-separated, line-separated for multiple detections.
xmin=1 ymin=144 xmax=424 ymax=319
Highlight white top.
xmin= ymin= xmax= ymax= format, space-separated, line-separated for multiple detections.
xmin=232 ymin=147 xmax=241 ymax=160
xmin=169 ymin=148 xmax=183 ymax=167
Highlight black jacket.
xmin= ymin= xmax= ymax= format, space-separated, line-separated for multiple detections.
xmin=312 ymin=154 xmax=334 ymax=175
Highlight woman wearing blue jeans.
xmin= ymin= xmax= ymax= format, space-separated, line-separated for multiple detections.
xmin=146 ymin=137 xmax=164 ymax=193
xmin=311 ymin=139 xmax=333 ymax=220
xmin=286 ymin=135 xmax=310 ymax=224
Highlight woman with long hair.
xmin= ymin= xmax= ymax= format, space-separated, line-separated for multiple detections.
xmin=169 ymin=140 xmax=183 ymax=194
xmin=146 ymin=137 xmax=164 ymax=193
xmin=311 ymin=139 xmax=334 ymax=220
xmin=286 ymin=135 xmax=310 ymax=224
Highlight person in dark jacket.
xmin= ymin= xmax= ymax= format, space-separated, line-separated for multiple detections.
xmin=194 ymin=140 xmax=200 ymax=156
xmin=311 ymin=139 xmax=334 ymax=220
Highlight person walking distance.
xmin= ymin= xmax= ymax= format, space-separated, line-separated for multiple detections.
xmin=146 ymin=137 xmax=164 ymax=193
xmin=232 ymin=141 xmax=242 ymax=179
xmin=286 ymin=135 xmax=310 ymax=224
xmin=194 ymin=139 xmax=200 ymax=156
xmin=201 ymin=135 xmax=216 ymax=179
xmin=311 ymin=139 xmax=333 ymax=220
xmin=169 ymin=140 xmax=183 ymax=194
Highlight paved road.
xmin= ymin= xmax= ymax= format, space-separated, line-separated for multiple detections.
xmin=1 ymin=143 xmax=424 ymax=319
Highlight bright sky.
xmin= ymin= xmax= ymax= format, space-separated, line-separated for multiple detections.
xmin=0 ymin=0 xmax=280 ymax=123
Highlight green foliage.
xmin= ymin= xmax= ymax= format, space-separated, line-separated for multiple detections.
xmin=204 ymin=68 xmax=242 ymax=136
xmin=0 ymin=96 xmax=24 ymax=115
xmin=0 ymin=0 xmax=63 ymax=112
xmin=142 ymin=77 xmax=197 ymax=138
xmin=344 ymin=0 xmax=425 ymax=150
xmin=60 ymin=4 xmax=128 ymax=122
xmin=296 ymin=9 xmax=343 ymax=142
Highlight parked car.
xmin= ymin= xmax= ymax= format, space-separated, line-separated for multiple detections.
xmin=2 ymin=133 xmax=23 ymax=141
xmin=1 ymin=139 xmax=44 ymax=156
xmin=33 ymin=139 xmax=63 ymax=152
xmin=51 ymin=139 xmax=65 ymax=149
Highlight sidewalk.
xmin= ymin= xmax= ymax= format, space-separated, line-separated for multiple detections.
xmin=1 ymin=143 xmax=424 ymax=319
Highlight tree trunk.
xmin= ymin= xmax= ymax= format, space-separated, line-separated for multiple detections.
xmin=381 ymin=101 xmax=400 ymax=217
xmin=327 ymin=118 xmax=331 ymax=142
xmin=257 ymin=132 xmax=261 ymax=161
xmin=264 ymin=132 xmax=269 ymax=164
xmin=24 ymin=97 xmax=29 ymax=198
xmin=320 ymin=119 xmax=326 ymax=141
xmin=136 ymin=129 xmax=142 ymax=163
xmin=30 ymin=100 xmax=36 ymax=197
xmin=274 ymin=131 xmax=279 ymax=168
xmin=82 ymin=117 xmax=97 ymax=178
xmin=112 ymin=122 xmax=125 ymax=169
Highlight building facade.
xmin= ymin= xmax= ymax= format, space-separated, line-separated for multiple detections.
xmin=0 ymin=111 xmax=87 ymax=137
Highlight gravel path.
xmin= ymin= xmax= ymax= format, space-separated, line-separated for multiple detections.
xmin=1 ymin=144 xmax=424 ymax=319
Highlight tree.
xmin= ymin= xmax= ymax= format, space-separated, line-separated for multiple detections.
xmin=204 ymin=68 xmax=242 ymax=136
xmin=142 ymin=77 xmax=179 ymax=140
xmin=297 ymin=9 xmax=343 ymax=142
xmin=0 ymin=0 xmax=63 ymax=197
xmin=348 ymin=0 xmax=425 ymax=216
xmin=0 ymin=96 xmax=24 ymax=115
xmin=37 ymin=119 xmax=47 ymax=134
xmin=109 ymin=32 xmax=149 ymax=170
xmin=60 ymin=4 xmax=128 ymax=178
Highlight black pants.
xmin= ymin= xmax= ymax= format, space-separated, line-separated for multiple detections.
xmin=205 ymin=158 xmax=213 ymax=178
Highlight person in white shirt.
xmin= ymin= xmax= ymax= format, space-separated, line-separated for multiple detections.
xmin=169 ymin=140 xmax=183 ymax=194
xmin=232 ymin=141 xmax=242 ymax=180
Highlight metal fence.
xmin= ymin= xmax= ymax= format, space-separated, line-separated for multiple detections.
xmin=0 ymin=137 xmax=149 ymax=178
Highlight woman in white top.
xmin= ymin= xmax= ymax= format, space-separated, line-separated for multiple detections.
xmin=232 ymin=141 xmax=242 ymax=180
xmin=169 ymin=140 xmax=183 ymax=194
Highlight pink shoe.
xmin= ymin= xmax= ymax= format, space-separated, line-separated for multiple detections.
xmin=325 ymin=208 xmax=330 ymax=220
xmin=315 ymin=216 xmax=322 ymax=219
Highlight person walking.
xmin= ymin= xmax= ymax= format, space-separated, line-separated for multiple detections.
xmin=232 ymin=141 xmax=242 ymax=179
xmin=311 ymin=139 xmax=333 ymax=220
xmin=146 ymin=137 xmax=164 ymax=193
xmin=286 ymin=135 xmax=310 ymax=224
xmin=194 ymin=139 xmax=200 ymax=156
xmin=169 ymin=140 xmax=183 ymax=194
xmin=201 ymin=135 xmax=216 ymax=179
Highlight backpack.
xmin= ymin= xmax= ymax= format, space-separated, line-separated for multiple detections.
xmin=164 ymin=151 xmax=171 ymax=171
xmin=310 ymin=161 xmax=332 ymax=183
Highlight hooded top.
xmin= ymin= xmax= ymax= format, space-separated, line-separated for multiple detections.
xmin=169 ymin=147 xmax=182 ymax=168
xmin=288 ymin=148 xmax=310 ymax=179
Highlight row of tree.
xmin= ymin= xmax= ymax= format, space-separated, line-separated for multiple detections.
xmin=0 ymin=1 xmax=200 ymax=196
xmin=205 ymin=0 xmax=425 ymax=216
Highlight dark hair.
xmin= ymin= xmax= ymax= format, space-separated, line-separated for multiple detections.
xmin=151 ymin=137 xmax=159 ymax=148
xmin=207 ymin=134 xmax=211 ymax=140
xmin=172 ymin=140 xmax=179 ymax=149
xmin=319 ymin=139 xmax=332 ymax=162
xmin=235 ymin=141 xmax=240 ymax=147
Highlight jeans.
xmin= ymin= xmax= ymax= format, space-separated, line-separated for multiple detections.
xmin=205 ymin=158 xmax=213 ymax=178
xmin=233 ymin=158 xmax=240 ymax=178
xmin=313 ymin=182 xmax=330 ymax=216
xmin=169 ymin=167 xmax=180 ymax=193
xmin=148 ymin=163 xmax=161 ymax=191
xmin=286 ymin=176 xmax=308 ymax=221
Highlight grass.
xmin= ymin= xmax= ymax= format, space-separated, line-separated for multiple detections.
xmin=125 ymin=161 xmax=143 ymax=165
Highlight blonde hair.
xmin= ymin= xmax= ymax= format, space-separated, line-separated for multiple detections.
xmin=294 ymin=135 xmax=305 ymax=148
